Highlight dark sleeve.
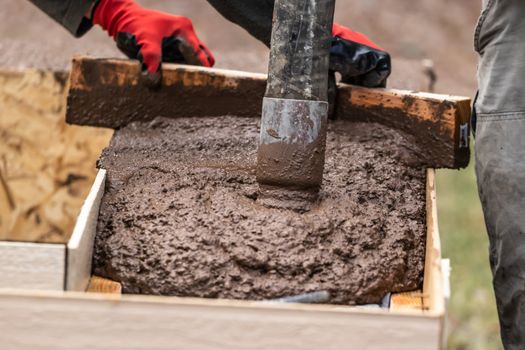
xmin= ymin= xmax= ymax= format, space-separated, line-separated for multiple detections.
xmin=206 ymin=0 xmax=274 ymax=47
xmin=28 ymin=0 xmax=96 ymax=37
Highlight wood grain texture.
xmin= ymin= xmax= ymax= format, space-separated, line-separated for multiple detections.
xmin=0 ymin=242 xmax=65 ymax=290
xmin=0 ymin=290 xmax=442 ymax=350
xmin=66 ymin=56 xmax=470 ymax=169
xmin=66 ymin=56 xmax=267 ymax=128
xmin=87 ymin=276 xmax=122 ymax=295
xmin=0 ymin=69 xmax=113 ymax=243
xmin=391 ymin=291 xmax=424 ymax=312
xmin=66 ymin=170 xmax=106 ymax=292
xmin=336 ymin=85 xmax=471 ymax=168
xmin=423 ymin=169 xmax=445 ymax=347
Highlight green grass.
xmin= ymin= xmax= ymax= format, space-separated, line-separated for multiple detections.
xmin=436 ymin=161 xmax=503 ymax=350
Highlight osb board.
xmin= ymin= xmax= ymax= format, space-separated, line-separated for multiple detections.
xmin=0 ymin=170 xmax=105 ymax=292
xmin=0 ymin=69 xmax=112 ymax=243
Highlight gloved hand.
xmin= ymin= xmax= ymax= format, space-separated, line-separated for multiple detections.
xmin=92 ymin=0 xmax=215 ymax=84
xmin=331 ymin=23 xmax=391 ymax=88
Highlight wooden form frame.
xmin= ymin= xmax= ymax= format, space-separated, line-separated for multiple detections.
xmin=66 ymin=56 xmax=471 ymax=169
xmin=0 ymin=170 xmax=106 ymax=292
xmin=0 ymin=61 xmax=456 ymax=347
xmin=0 ymin=168 xmax=445 ymax=350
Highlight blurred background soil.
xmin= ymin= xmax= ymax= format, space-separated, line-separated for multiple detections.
xmin=0 ymin=0 xmax=500 ymax=349
xmin=1 ymin=0 xmax=480 ymax=95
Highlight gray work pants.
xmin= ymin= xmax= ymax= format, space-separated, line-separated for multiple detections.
xmin=474 ymin=0 xmax=525 ymax=348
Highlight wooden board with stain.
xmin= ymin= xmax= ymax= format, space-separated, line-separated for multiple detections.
xmin=66 ymin=56 xmax=471 ymax=169
xmin=336 ymin=87 xmax=471 ymax=168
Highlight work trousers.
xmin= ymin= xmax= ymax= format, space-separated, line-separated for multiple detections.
xmin=474 ymin=0 xmax=525 ymax=348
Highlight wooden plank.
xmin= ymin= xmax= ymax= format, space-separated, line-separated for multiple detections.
xmin=390 ymin=170 xmax=443 ymax=316
xmin=391 ymin=291 xmax=424 ymax=312
xmin=0 ymin=242 xmax=65 ymax=290
xmin=423 ymin=169 xmax=445 ymax=346
xmin=87 ymin=276 xmax=122 ymax=295
xmin=66 ymin=169 xmax=106 ymax=292
xmin=336 ymin=86 xmax=471 ymax=168
xmin=66 ymin=56 xmax=470 ymax=169
xmin=0 ymin=290 xmax=442 ymax=350
xmin=66 ymin=56 xmax=267 ymax=128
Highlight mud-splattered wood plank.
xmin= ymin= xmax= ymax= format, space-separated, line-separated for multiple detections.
xmin=66 ymin=56 xmax=267 ymax=128
xmin=337 ymin=86 xmax=471 ymax=168
xmin=0 ymin=68 xmax=112 ymax=244
xmin=66 ymin=56 xmax=470 ymax=169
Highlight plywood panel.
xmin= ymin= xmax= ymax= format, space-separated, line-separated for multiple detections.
xmin=0 ymin=242 xmax=65 ymax=290
xmin=0 ymin=69 xmax=112 ymax=243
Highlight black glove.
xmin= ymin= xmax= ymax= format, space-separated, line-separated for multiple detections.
xmin=330 ymin=23 xmax=391 ymax=88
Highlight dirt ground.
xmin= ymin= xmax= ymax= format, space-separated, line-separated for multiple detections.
xmin=1 ymin=0 xmax=479 ymax=95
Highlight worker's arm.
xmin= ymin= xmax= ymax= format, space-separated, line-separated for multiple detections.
xmin=27 ymin=0 xmax=214 ymax=82
xmin=206 ymin=0 xmax=391 ymax=87
xmin=92 ymin=0 xmax=214 ymax=78
xmin=28 ymin=0 xmax=95 ymax=37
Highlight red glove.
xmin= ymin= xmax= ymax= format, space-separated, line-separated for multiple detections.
xmin=93 ymin=0 xmax=214 ymax=79
xmin=331 ymin=23 xmax=391 ymax=88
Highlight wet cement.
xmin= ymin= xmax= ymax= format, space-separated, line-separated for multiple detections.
xmin=94 ymin=116 xmax=427 ymax=305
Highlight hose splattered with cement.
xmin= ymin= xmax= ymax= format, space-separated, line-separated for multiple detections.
xmin=265 ymin=291 xmax=331 ymax=304
xmin=256 ymin=0 xmax=336 ymax=212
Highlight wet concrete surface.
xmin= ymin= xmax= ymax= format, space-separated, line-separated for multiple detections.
xmin=95 ymin=116 xmax=426 ymax=305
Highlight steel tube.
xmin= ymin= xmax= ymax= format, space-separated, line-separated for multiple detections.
xmin=256 ymin=0 xmax=336 ymax=205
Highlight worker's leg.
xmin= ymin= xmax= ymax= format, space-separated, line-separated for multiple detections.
xmin=474 ymin=0 xmax=525 ymax=348
xmin=205 ymin=0 xmax=274 ymax=46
